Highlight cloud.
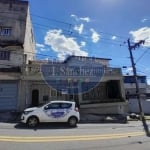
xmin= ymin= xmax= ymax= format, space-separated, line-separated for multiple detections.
xmin=71 ymin=14 xmax=78 ymax=21
xmin=40 ymin=48 xmax=47 ymax=52
xmin=112 ymin=36 xmax=117 ymax=40
xmin=44 ymin=58 xmax=49 ymax=61
xmin=80 ymin=41 xmax=86 ymax=47
xmin=36 ymin=43 xmax=45 ymax=48
xmin=80 ymin=17 xmax=90 ymax=23
xmin=129 ymin=27 xmax=150 ymax=47
xmin=71 ymin=14 xmax=91 ymax=22
xmin=141 ymin=18 xmax=148 ymax=23
xmin=147 ymin=79 xmax=150 ymax=85
xmin=74 ymin=23 xmax=84 ymax=34
xmin=44 ymin=29 xmax=88 ymax=60
xmin=36 ymin=43 xmax=48 ymax=52
xmin=90 ymin=28 xmax=100 ymax=43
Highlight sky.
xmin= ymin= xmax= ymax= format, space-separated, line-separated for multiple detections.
xmin=28 ymin=0 xmax=150 ymax=84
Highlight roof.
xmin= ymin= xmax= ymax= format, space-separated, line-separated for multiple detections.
xmin=50 ymin=100 xmax=75 ymax=104
xmin=64 ymin=55 xmax=112 ymax=63
xmin=124 ymin=75 xmax=146 ymax=77
xmin=0 ymin=0 xmax=28 ymax=5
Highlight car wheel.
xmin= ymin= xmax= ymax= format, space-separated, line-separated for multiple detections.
xmin=27 ymin=116 xmax=39 ymax=127
xmin=68 ymin=117 xmax=77 ymax=127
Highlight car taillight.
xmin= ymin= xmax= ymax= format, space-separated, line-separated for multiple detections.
xmin=75 ymin=107 xmax=79 ymax=112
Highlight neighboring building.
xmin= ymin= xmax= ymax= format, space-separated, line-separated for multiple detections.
xmin=22 ymin=56 xmax=126 ymax=112
xmin=123 ymin=75 xmax=150 ymax=115
xmin=0 ymin=0 xmax=35 ymax=111
xmin=123 ymin=75 xmax=147 ymax=99
xmin=146 ymin=85 xmax=150 ymax=98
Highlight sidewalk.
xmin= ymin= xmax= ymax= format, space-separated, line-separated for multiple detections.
xmin=0 ymin=111 xmax=150 ymax=123
xmin=0 ymin=111 xmax=21 ymax=123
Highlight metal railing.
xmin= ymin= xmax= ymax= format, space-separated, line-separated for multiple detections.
xmin=23 ymin=64 xmax=122 ymax=76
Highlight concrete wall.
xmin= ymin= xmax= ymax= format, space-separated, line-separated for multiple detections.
xmin=128 ymin=98 xmax=150 ymax=115
xmin=23 ymin=6 xmax=36 ymax=63
xmin=0 ymin=0 xmax=28 ymax=44
xmin=0 ymin=0 xmax=35 ymax=68
xmin=0 ymin=0 xmax=35 ymax=111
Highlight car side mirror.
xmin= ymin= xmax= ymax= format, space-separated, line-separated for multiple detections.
xmin=44 ymin=105 xmax=49 ymax=110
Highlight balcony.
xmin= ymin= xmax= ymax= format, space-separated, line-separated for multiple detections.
xmin=22 ymin=64 xmax=122 ymax=81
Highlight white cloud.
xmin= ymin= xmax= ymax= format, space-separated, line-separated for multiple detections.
xmin=36 ymin=43 xmax=45 ymax=48
xmin=147 ymin=79 xmax=150 ymax=85
xmin=40 ymin=48 xmax=47 ymax=52
xmin=80 ymin=17 xmax=90 ymax=23
xmin=36 ymin=43 xmax=48 ymax=52
xmin=90 ymin=28 xmax=100 ymax=43
xmin=129 ymin=27 xmax=150 ymax=47
xmin=80 ymin=41 xmax=86 ymax=47
xmin=44 ymin=58 xmax=49 ymax=61
xmin=74 ymin=23 xmax=84 ymax=34
xmin=71 ymin=14 xmax=91 ymax=22
xmin=141 ymin=18 xmax=148 ymax=23
xmin=112 ymin=36 xmax=117 ymax=40
xmin=44 ymin=29 xmax=88 ymax=60
xmin=71 ymin=14 xmax=78 ymax=21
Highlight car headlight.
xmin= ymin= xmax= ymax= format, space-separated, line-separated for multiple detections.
xmin=23 ymin=110 xmax=33 ymax=115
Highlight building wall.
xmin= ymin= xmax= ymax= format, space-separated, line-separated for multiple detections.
xmin=0 ymin=0 xmax=35 ymax=111
xmin=123 ymin=76 xmax=147 ymax=99
xmin=18 ymin=57 xmax=126 ymax=111
xmin=23 ymin=6 xmax=35 ymax=63
xmin=0 ymin=0 xmax=28 ymax=44
xmin=0 ymin=0 xmax=35 ymax=68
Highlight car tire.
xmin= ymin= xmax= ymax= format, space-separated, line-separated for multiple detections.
xmin=27 ymin=116 xmax=39 ymax=127
xmin=68 ymin=117 xmax=77 ymax=127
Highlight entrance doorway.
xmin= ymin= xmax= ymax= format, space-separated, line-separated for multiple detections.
xmin=32 ymin=89 xmax=39 ymax=107
xmin=107 ymin=80 xmax=121 ymax=99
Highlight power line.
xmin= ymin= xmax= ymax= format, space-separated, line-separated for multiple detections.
xmin=0 ymin=11 xmax=132 ymax=47
xmin=127 ymin=38 xmax=150 ymax=136
xmin=135 ymin=49 xmax=149 ymax=64
xmin=33 ymin=22 xmax=127 ymax=47
xmin=31 ymin=13 xmax=72 ymax=27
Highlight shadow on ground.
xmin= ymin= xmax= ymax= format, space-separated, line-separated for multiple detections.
xmin=14 ymin=122 xmax=77 ymax=130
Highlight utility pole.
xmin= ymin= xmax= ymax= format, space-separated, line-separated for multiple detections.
xmin=127 ymin=38 xmax=150 ymax=136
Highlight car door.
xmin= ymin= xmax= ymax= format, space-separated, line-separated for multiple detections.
xmin=42 ymin=102 xmax=61 ymax=122
xmin=57 ymin=102 xmax=72 ymax=122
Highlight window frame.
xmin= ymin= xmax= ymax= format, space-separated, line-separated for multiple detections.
xmin=0 ymin=51 xmax=10 ymax=60
xmin=0 ymin=27 xmax=12 ymax=36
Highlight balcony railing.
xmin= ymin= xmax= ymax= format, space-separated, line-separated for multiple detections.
xmin=104 ymin=68 xmax=122 ymax=76
xmin=23 ymin=64 xmax=122 ymax=77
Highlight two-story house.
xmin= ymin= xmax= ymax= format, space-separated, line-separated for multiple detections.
xmin=22 ymin=56 xmax=128 ymax=122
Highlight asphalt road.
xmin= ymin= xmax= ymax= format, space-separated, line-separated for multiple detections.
xmin=0 ymin=121 xmax=150 ymax=150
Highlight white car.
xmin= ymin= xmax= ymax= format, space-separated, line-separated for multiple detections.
xmin=21 ymin=101 xmax=80 ymax=127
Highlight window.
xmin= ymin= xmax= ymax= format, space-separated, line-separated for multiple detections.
xmin=0 ymin=51 xmax=10 ymax=60
xmin=61 ymin=103 xmax=72 ymax=109
xmin=45 ymin=103 xmax=60 ymax=109
xmin=0 ymin=27 xmax=12 ymax=36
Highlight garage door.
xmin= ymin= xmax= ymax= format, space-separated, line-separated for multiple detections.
xmin=0 ymin=82 xmax=18 ymax=111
